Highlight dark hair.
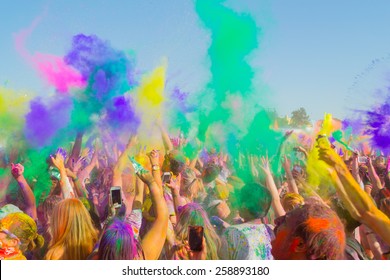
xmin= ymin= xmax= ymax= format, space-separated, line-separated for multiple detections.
xmin=203 ymin=164 xmax=222 ymax=184
xmin=164 ymin=150 xmax=186 ymax=176
xmin=330 ymin=196 xmax=361 ymax=233
xmin=287 ymin=203 xmax=345 ymax=260
xmin=236 ymin=183 xmax=272 ymax=219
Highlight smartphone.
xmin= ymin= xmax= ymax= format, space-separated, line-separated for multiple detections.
xmin=358 ymin=156 xmax=368 ymax=164
xmin=162 ymin=172 xmax=172 ymax=184
xmin=110 ymin=186 xmax=122 ymax=208
xmin=188 ymin=226 xmax=204 ymax=252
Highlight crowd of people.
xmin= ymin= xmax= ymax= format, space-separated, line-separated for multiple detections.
xmin=1 ymin=121 xmax=390 ymax=260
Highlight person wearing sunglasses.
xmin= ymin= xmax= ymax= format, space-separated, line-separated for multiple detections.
xmin=0 ymin=212 xmax=44 ymax=260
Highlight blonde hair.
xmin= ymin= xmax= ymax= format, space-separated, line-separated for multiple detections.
xmin=175 ymin=203 xmax=221 ymax=260
xmin=46 ymin=198 xmax=98 ymax=260
xmin=0 ymin=212 xmax=44 ymax=253
xmin=180 ymin=168 xmax=204 ymax=200
xmin=281 ymin=192 xmax=305 ymax=212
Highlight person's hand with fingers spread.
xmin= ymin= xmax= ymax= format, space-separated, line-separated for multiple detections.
xmin=71 ymin=156 xmax=86 ymax=174
xmin=148 ymin=149 xmax=160 ymax=167
xmin=166 ymin=173 xmax=181 ymax=193
xmin=51 ymin=151 xmax=75 ymax=199
xmin=259 ymin=155 xmax=286 ymax=217
xmin=259 ymin=155 xmax=271 ymax=175
xmin=51 ymin=152 xmax=66 ymax=171
xmin=166 ymin=173 xmax=185 ymax=217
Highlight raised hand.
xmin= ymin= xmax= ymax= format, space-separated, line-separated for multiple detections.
xmin=166 ymin=173 xmax=181 ymax=192
xmin=281 ymin=155 xmax=292 ymax=171
xmin=259 ymin=156 xmax=271 ymax=175
xmin=11 ymin=163 xmax=24 ymax=179
xmin=71 ymin=156 xmax=87 ymax=173
xmin=148 ymin=149 xmax=160 ymax=166
xmin=318 ymin=146 xmax=344 ymax=167
xmin=51 ymin=152 xmax=66 ymax=171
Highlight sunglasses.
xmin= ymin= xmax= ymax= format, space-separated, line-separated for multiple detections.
xmin=0 ymin=228 xmax=21 ymax=245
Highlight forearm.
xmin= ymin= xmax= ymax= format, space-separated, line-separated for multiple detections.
xmin=133 ymin=177 xmax=145 ymax=210
xmin=72 ymin=177 xmax=87 ymax=198
xmin=351 ymin=157 xmax=361 ymax=184
xmin=367 ymin=163 xmax=383 ymax=190
xmin=68 ymin=133 xmax=83 ymax=166
xmin=189 ymin=157 xmax=198 ymax=169
xmin=148 ymin=181 xmax=169 ymax=218
xmin=16 ymin=176 xmax=37 ymax=220
xmin=171 ymin=188 xmax=187 ymax=217
xmin=285 ymin=169 xmax=299 ymax=194
xmin=59 ymin=169 xmax=74 ymax=198
xmin=335 ymin=166 xmax=377 ymax=216
xmin=159 ymin=127 xmax=174 ymax=152
xmin=264 ymin=172 xmax=285 ymax=217
xmin=151 ymin=167 xmax=162 ymax=187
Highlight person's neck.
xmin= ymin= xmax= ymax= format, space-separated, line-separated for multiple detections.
xmin=248 ymin=218 xmax=263 ymax=224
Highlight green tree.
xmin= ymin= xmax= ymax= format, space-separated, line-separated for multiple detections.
xmin=290 ymin=107 xmax=311 ymax=128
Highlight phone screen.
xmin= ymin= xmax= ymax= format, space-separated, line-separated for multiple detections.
xmin=111 ymin=188 xmax=122 ymax=206
xmin=188 ymin=226 xmax=204 ymax=252
xmin=162 ymin=172 xmax=172 ymax=184
xmin=358 ymin=156 xmax=368 ymax=164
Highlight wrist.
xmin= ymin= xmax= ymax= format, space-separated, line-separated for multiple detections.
xmin=15 ymin=175 xmax=25 ymax=181
xmin=152 ymin=164 xmax=160 ymax=171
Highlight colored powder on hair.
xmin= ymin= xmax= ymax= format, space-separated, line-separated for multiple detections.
xmin=305 ymin=217 xmax=331 ymax=233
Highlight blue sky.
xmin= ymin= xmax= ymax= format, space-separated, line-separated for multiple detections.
xmin=2 ymin=0 xmax=390 ymax=121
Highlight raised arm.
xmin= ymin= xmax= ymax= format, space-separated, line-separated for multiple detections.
xmin=281 ymin=155 xmax=299 ymax=194
xmin=351 ymin=152 xmax=362 ymax=184
xmin=366 ymin=157 xmax=383 ymax=191
xmin=166 ymin=174 xmax=187 ymax=217
xmin=259 ymin=156 xmax=286 ymax=218
xmin=156 ymin=119 xmax=174 ymax=152
xmin=11 ymin=163 xmax=37 ymax=220
xmin=67 ymin=132 xmax=83 ymax=169
xmin=112 ymin=136 xmax=138 ymax=217
xmin=148 ymin=149 xmax=162 ymax=187
xmin=318 ymin=146 xmax=390 ymax=245
xmin=51 ymin=152 xmax=75 ymax=199
xmin=137 ymin=171 xmax=168 ymax=260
